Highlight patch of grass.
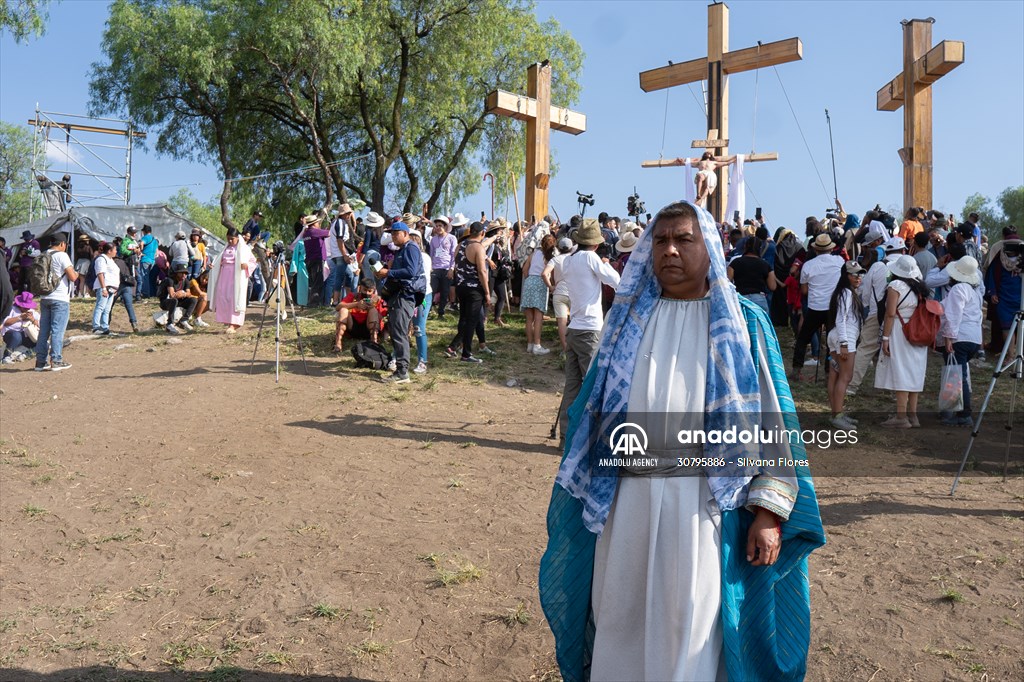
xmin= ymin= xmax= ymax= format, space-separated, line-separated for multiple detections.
xmin=31 ymin=474 xmax=53 ymax=485
xmin=350 ymin=640 xmax=390 ymax=659
xmin=460 ymin=441 xmax=477 ymax=448
xmin=162 ymin=641 xmax=214 ymax=668
xmin=130 ymin=494 xmax=151 ymax=508
xmin=256 ymin=650 xmax=293 ymax=666
xmin=435 ymin=558 xmax=484 ymax=587
xmin=310 ymin=602 xmax=342 ymax=620
xmin=885 ymin=604 xmax=901 ymax=615
xmin=447 ymin=478 xmax=464 ymax=489
xmin=197 ymin=667 xmax=245 ymax=682
xmin=96 ymin=528 xmax=142 ymax=543
xmin=417 ymin=552 xmax=443 ymax=567
xmin=19 ymin=458 xmax=43 ymax=468
xmin=22 ymin=504 xmax=47 ymax=517
xmin=204 ymin=471 xmax=229 ymax=481
xmin=924 ymin=645 xmax=959 ymax=660
xmin=965 ymin=663 xmax=986 ymax=673
xmin=940 ymin=589 xmax=965 ymax=604
xmin=289 ymin=523 xmax=327 ymax=536
xmin=421 ymin=376 xmax=438 ymax=391
xmin=0 ymin=617 xmax=16 ymax=633
xmin=501 ymin=602 xmax=531 ymax=628
xmin=421 ymin=438 xmax=435 ymax=449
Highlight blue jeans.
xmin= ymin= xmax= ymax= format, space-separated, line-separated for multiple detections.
xmin=188 ymin=259 xmax=202 ymax=280
xmin=139 ymin=262 xmax=154 ymax=297
xmin=415 ymin=295 xmax=432 ymax=364
xmin=743 ymin=292 xmax=769 ymax=315
xmin=35 ymin=299 xmax=70 ymax=366
xmin=3 ymin=330 xmax=26 ymax=358
xmin=92 ymin=289 xmax=115 ymax=331
xmin=323 ymin=257 xmax=348 ymax=303
xmin=249 ymin=268 xmax=265 ymax=302
xmin=942 ymin=342 xmax=980 ymax=417
xmin=113 ymin=286 xmax=137 ymax=326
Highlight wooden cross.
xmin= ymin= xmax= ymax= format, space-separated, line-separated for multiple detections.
xmin=638 ymin=2 xmax=802 ymax=221
xmin=876 ymin=19 xmax=964 ymax=214
xmin=485 ymin=62 xmax=586 ymax=222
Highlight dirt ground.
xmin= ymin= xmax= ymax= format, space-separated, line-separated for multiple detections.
xmin=0 ymin=301 xmax=1022 ymax=682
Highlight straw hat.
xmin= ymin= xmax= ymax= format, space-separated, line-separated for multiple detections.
xmin=616 ymin=231 xmax=639 ymax=253
xmin=811 ymin=233 xmax=834 ymax=251
xmin=886 ymin=254 xmax=922 ymax=280
xmin=945 ymin=256 xmax=982 ymax=287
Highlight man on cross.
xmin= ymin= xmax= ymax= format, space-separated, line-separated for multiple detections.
xmin=694 ymin=151 xmax=731 ymax=208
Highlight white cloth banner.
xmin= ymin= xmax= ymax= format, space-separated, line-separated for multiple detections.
xmin=683 ymin=158 xmax=696 ymax=202
xmin=725 ymin=153 xmax=745 ymax=222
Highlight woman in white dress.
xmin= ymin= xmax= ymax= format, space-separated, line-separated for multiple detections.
xmin=875 ymin=255 xmax=930 ymax=428
xmin=826 ymin=260 xmax=866 ymax=430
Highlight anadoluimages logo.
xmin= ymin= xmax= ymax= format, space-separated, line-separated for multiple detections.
xmin=609 ymin=422 xmax=648 ymax=457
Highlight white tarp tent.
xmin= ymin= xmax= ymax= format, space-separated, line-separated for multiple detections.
xmin=1 ymin=204 xmax=226 ymax=263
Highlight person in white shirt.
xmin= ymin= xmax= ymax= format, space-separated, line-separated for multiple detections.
xmin=939 ymin=256 xmax=985 ymax=426
xmin=556 ymin=219 xmax=621 ymax=442
xmin=826 ymin=261 xmax=866 ymax=429
xmin=91 ymin=241 xmax=120 ymax=335
xmin=542 ymin=237 xmax=575 ymax=351
xmin=847 ymin=223 xmax=889 ymax=395
xmin=34 ymin=233 xmax=79 ymax=371
xmin=792 ymin=233 xmax=844 ymax=376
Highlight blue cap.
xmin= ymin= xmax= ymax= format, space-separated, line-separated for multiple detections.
xmin=389 ymin=221 xmax=409 ymax=233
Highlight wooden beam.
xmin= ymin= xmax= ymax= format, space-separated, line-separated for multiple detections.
xmin=641 ymin=152 xmax=779 ymax=168
xmin=913 ymin=39 xmax=964 ymax=85
xmin=639 ymin=56 xmax=707 ymax=93
xmin=484 ymin=89 xmax=586 ymax=135
xmin=722 ymin=37 xmax=803 ymax=75
xmin=27 ymin=119 xmax=147 ymax=138
xmin=875 ymin=39 xmax=963 ymax=111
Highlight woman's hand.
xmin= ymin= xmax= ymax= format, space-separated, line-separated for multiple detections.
xmin=839 ymin=345 xmax=849 ymax=361
xmin=881 ymin=338 xmax=891 ymax=356
xmin=747 ymin=508 xmax=782 ymax=566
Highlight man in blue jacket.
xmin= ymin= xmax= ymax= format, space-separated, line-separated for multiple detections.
xmin=376 ymin=221 xmax=424 ymax=383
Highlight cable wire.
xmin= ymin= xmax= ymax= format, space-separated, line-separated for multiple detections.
xmin=772 ymin=66 xmax=832 ymax=204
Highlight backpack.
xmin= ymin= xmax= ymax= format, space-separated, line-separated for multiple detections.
xmin=28 ymin=251 xmax=62 ymax=297
xmin=898 ymin=296 xmax=944 ymax=346
xmin=351 ymin=340 xmax=392 ymax=370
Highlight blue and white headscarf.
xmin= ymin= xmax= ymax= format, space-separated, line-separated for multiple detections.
xmin=555 ymin=200 xmax=764 ymax=534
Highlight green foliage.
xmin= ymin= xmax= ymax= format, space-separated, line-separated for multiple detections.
xmin=0 ymin=121 xmax=35 ymax=229
xmin=166 ymin=188 xmax=227 ymax=239
xmin=0 ymin=0 xmax=50 ymax=42
xmin=997 ymin=185 xmax=1023 ymax=230
xmin=962 ymin=186 xmax=1024 ymax=242
xmin=90 ymin=0 xmax=584 ymax=218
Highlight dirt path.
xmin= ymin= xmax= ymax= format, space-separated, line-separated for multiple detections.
xmin=1 ymin=315 xmax=1021 ymax=681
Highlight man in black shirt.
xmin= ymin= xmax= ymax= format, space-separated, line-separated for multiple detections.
xmin=157 ymin=263 xmax=198 ymax=335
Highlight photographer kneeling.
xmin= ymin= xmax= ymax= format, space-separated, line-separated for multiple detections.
xmin=333 ymin=278 xmax=386 ymax=352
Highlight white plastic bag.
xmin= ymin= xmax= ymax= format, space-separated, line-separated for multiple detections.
xmin=938 ymin=355 xmax=964 ymax=413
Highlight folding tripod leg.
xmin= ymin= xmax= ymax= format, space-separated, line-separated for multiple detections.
xmin=249 ymin=283 xmax=277 ymax=374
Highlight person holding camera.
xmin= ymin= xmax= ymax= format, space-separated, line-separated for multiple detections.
xmin=333 ymin=278 xmax=386 ymax=352
xmin=375 ymin=221 xmax=425 ymax=383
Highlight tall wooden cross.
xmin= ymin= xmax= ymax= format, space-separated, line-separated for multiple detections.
xmin=638 ymin=2 xmax=802 ymax=221
xmin=485 ymin=62 xmax=586 ymax=222
xmin=876 ymin=19 xmax=964 ymax=214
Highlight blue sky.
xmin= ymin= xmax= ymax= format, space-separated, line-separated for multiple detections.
xmin=2 ymin=0 xmax=1022 ymax=231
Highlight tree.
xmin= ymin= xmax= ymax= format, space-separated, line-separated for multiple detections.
xmin=960 ymin=193 xmax=1004 ymax=243
xmin=165 ymin=188 xmax=227 ymax=238
xmin=90 ymin=0 xmax=583 ymax=220
xmin=0 ymin=121 xmax=35 ymax=229
xmin=0 ymin=0 xmax=50 ymax=42
xmin=997 ymin=185 xmax=1024 ymax=230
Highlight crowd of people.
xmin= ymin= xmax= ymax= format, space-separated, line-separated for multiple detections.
xmin=2 ymin=200 xmax=1020 ymax=430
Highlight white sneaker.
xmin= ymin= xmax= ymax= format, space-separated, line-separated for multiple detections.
xmin=527 ymin=344 xmax=536 ymax=353
xmin=831 ymin=415 xmax=856 ymax=430
xmin=1 ymin=356 xmax=13 ymax=365
xmin=387 ymin=359 xmax=397 ymax=372
xmin=193 ymin=317 xmax=210 ymax=328
xmin=178 ymin=321 xmax=194 ymax=332
xmin=166 ymin=324 xmax=181 ymax=335
xmin=805 ymin=358 xmax=819 ymax=366
xmin=413 ymin=361 xmax=427 ymax=374
xmin=532 ymin=346 xmax=551 ymax=355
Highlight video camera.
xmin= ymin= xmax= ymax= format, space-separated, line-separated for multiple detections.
xmin=627 ymin=188 xmax=646 ymax=217
xmin=272 ymin=240 xmax=286 ymax=256
xmin=576 ymin=191 xmax=595 ymax=207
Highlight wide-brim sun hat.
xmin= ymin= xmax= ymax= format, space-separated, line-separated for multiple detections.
xmin=617 ymin=231 xmax=639 ymax=253
xmin=574 ymin=218 xmax=604 ymax=246
xmin=945 ymin=256 xmax=982 ymax=287
xmin=433 ymin=215 xmax=450 ymax=225
xmin=811 ymin=233 xmax=834 ymax=251
xmin=450 ymin=213 xmax=469 ymax=227
xmin=619 ymin=220 xmax=639 ymax=236
xmin=364 ymin=212 xmax=385 ymax=228
xmin=886 ymin=254 xmax=922 ymax=280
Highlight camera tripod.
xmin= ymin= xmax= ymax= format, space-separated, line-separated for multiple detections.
xmin=950 ymin=274 xmax=1023 ymax=494
xmin=249 ymin=251 xmax=309 ymax=382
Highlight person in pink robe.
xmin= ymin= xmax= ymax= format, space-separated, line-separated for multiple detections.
xmin=208 ymin=228 xmax=257 ymax=333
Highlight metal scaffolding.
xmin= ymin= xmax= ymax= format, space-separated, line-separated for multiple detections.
xmin=28 ymin=105 xmax=146 ymax=220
